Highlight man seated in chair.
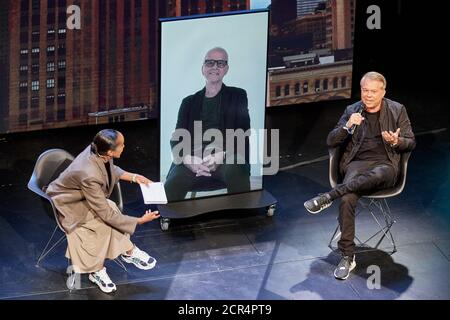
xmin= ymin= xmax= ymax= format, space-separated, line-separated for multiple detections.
xmin=164 ymin=47 xmax=251 ymax=202
xmin=304 ymin=72 xmax=416 ymax=280
xmin=46 ymin=129 xmax=160 ymax=293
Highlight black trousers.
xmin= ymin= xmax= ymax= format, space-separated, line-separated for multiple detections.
xmin=329 ymin=160 xmax=398 ymax=257
xmin=164 ymin=163 xmax=250 ymax=202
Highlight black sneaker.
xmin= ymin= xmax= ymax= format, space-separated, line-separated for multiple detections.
xmin=334 ymin=255 xmax=356 ymax=280
xmin=304 ymin=193 xmax=333 ymax=214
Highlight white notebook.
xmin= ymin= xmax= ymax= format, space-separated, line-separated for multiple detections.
xmin=139 ymin=182 xmax=168 ymax=204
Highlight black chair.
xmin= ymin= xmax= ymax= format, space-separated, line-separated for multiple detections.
xmin=327 ymin=147 xmax=411 ymax=254
xmin=28 ymin=149 xmax=126 ymax=270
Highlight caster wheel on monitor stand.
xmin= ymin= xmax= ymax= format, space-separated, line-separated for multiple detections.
xmin=160 ymin=217 xmax=170 ymax=231
xmin=266 ymin=204 xmax=276 ymax=217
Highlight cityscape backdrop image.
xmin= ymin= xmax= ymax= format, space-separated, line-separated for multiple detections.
xmin=0 ymin=0 xmax=355 ymax=134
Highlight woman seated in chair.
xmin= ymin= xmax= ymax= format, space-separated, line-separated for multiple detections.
xmin=46 ymin=129 xmax=160 ymax=293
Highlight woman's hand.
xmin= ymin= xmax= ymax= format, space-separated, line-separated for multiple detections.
xmin=135 ymin=175 xmax=152 ymax=185
xmin=137 ymin=210 xmax=160 ymax=225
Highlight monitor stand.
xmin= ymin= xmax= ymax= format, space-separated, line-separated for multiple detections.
xmin=157 ymin=189 xmax=277 ymax=230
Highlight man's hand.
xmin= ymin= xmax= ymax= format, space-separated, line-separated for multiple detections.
xmin=346 ymin=112 xmax=365 ymax=129
xmin=137 ymin=210 xmax=160 ymax=225
xmin=382 ymin=128 xmax=401 ymax=146
xmin=135 ymin=175 xmax=152 ymax=185
xmin=183 ymin=155 xmax=211 ymax=177
xmin=202 ymin=151 xmax=225 ymax=173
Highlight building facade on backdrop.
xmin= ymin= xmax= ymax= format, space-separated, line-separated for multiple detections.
xmin=2 ymin=0 xmax=249 ymax=133
xmin=0 ymin=0 xmax=355 ymax=132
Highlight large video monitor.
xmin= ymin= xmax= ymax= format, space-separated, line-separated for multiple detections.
xmin=160 ymin=10 xmax=269 ymax=202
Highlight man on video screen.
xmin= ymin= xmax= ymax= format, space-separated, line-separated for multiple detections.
xmin=164 ymin=47 xmax=251 ymax=202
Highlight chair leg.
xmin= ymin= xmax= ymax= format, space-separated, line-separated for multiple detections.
xmin=365 ymin=199 xmax=397 ymax=254
xmin=328 ymin=198 xmax=397 ymax=254
xmin=66 ymin=258 xmax=79 ymax=292
xmin=380 ymin=199 xmax=397 ymax=253
xmin=113 ymin=257 xmax=128 ymax=272
xmin=36 ymin=226 xmax=66 ymax=266
xmin=328 ymin=221 xmax=341 ymax=250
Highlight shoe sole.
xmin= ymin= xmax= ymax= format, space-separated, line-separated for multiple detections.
xmin=304 ymin=202 xmax=328 ymax=214
xmin=334 ymin=261 xmax=356 ymax=280
xmin=121 ymin=256 xmax=157 ymax=270
xmin=88 ymin=274 xmax=116 ymax=293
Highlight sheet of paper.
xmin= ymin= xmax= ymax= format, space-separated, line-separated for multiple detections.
xmin=139 ymin=182 xmax=168 ymax=204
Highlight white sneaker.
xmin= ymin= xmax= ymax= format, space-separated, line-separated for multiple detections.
xmin=88 ymin=267 xmax=116 ymax=293
xmin=121 ymin=246 xmax=156 ymax=270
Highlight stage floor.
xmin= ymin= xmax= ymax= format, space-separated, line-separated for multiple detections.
xmin=0 ymin=130 xmax=449 ymax=300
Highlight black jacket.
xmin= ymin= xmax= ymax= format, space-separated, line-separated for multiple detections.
xmin=327 ymin=98 xmax=416 ymax=174
xmin=170 ymin=84 xmax=251 ymax=163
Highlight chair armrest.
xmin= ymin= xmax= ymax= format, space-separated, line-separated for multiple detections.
xmin=328 ymin=147 xmax=341 ymax=188
xmin=27 ymin=176 xmax=52 ymax=201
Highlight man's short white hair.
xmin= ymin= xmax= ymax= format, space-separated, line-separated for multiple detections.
xmin=204 ymin=47 xmax=229 ymax=62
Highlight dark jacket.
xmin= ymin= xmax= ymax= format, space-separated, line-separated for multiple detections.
xmin=327 ymin=98 xmax=416 ymax=174
xmin=170 ymin=83 xmax=251 ymax=163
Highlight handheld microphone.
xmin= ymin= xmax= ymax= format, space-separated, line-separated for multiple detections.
xmin=348 ymin=103 xmax=365 ymax=135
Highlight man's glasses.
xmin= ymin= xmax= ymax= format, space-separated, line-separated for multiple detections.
xmin=204 ymin=59 xmax=228 ymax=68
